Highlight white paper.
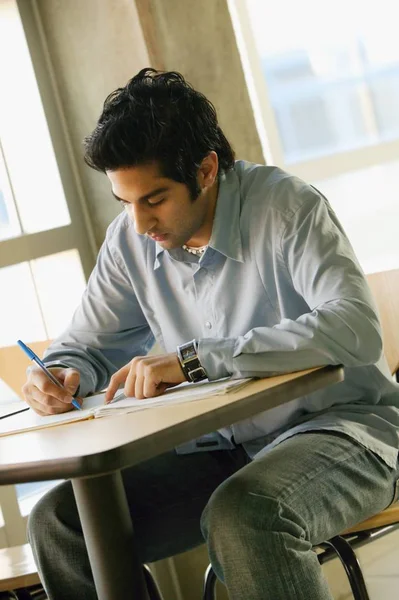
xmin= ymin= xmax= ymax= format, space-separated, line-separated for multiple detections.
xmin=0 ymin=378 xmax=251 ymax=437
xmin=0 ymin=404 xmax=93 ymax=437
xmin=94 ymin=378 xmax=251 ymax=417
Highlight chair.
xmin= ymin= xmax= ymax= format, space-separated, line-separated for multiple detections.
xmin=203 ymin=269 xmax=399 ymax=600
xmin=0 ymin=543 xmax=44 ymax=599
xmin=0 ymin=340 xmax=52 ymax=399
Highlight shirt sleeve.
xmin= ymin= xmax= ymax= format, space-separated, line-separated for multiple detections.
xmin=198 ymin=190 xmax=383 ymax=380
xmin=43 ymin=236 xmax=154 ymax=396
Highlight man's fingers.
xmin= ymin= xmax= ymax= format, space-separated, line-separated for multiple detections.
xmin=26 ymin=399 xmax=49 ymax=416
xmin=30 ymin=387 xmax=73 ymax=411
xmin=125 ymin=366 xmax=138 ymax=399
xmin=143 ymin=373 xmax=169 ymax=399
xmin=23 ymin=366 xmax=82 ymax=416
xmin=29 ymin=368 xmax=71 ymax=404
xmin=60 ymin=368 xmax=80 ymax=395
xmin=133 ymin=373 xmax=144 ymax=399
xmin=105 ymin=364 xmax=130 ymax=402
xmin=105 ymin=355 xmax=180 ymax=402
xmin=28 ymin=387 xmax=74 ymax=415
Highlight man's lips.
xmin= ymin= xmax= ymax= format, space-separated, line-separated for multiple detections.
xmin=149 ymin=233 xmax=168 ymax=242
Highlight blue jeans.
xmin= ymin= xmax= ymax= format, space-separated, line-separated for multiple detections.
xmin=28 ymin=432 xmax=399 ymax=599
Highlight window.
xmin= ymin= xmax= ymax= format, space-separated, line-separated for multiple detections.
xmin=0 ymin=0 xmax=93 ymax=389
xmin=0 ymin=0 xmax=96 ymax=542
xmin=229 ymin=0 xmax=399 ymax=273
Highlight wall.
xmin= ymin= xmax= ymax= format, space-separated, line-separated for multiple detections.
xmin=35 ymin=0 xmax=150 ymax=246
xmin=136 ymin=0 xmax=264 ymax=167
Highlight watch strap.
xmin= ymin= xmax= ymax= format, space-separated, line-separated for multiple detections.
xmin=176 ymin=339 xmax=207 ymax=383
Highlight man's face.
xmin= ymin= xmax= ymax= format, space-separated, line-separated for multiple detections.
xmin=107 ymin=162 xmax=211 ymax=249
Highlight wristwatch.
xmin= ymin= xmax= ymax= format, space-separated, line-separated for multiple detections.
xmin=176 ymin=339 xmax=208 ymax=383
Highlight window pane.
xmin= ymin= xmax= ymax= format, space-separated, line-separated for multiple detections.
xmin=246 ymin=0 xmax=399 ymax=162
xmin=315 ymin=161 xmax=399 ymax=274
xmin=16 ymin=480 xmax=62 ymax=516
xmin=31 ymin=250 xmax=86 ymax=339
xmin=0 ymin=0 xmax=71 ymax=235
xmin=0 ymin=262 xmax=47 ymax=347
xmin=0 ymin=250 xmax=86 ymax=347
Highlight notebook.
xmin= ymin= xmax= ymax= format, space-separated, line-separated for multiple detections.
xmin=0 ymin=378 xmax=251 ymax=437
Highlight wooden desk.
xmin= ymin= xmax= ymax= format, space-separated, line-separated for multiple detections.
xmin=0 ymin=365 xmax=343 ymax=599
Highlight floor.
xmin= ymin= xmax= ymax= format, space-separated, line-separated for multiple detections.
xmin=323 ymin=528 xmax=399 ymax=599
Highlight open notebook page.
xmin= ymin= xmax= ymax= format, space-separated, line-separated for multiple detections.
xmin=0 ymin=378 xmax=251 ymax=437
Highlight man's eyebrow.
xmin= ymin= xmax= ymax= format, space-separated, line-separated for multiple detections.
xmin=112 ymin=187 xmax=170 ymax=203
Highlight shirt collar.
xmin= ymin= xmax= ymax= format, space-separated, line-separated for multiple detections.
xmin=153 ymin=166 xmax=243 ymax=269
xmin=208 ymin=168 xmax=244 ymax=263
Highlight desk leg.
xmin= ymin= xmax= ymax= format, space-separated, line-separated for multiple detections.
xmin=72 ymin=471 xmax=150 ymax=600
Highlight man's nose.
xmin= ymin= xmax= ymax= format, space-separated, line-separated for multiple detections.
xmin=129 ymin=205 xmax=156 ymax=235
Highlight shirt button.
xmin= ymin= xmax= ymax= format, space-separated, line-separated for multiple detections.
xmin=205 ymin=321 xmax=212 ymax=329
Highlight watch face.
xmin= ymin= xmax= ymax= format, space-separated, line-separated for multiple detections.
xmin=182 ymin=345 xmax=197 ymax=360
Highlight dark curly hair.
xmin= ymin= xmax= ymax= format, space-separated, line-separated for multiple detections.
xmin=84 ymin=68 xmax=235 ymax=199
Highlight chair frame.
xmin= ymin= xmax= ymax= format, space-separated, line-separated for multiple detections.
xmin=203 ymin=522 xmax=399 ymax=600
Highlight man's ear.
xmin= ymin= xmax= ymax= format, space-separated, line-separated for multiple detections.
xmin=198 ymin=151 xmax=219 ymax=189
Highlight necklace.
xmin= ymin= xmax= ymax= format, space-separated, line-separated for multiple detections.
xmin=182 ymin=244 xmax=208 ymax=257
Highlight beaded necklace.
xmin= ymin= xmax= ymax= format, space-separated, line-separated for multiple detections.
xmin=182 ymin=244 xmax=208 ymax=257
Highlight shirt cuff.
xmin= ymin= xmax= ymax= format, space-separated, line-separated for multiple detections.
xmin=198 ymin=337 xmax=236 ymax=380
xmin=44 ymin=361 xmax=72 ymax=370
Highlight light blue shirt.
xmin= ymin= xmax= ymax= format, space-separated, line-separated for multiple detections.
xmin=45 ymin=161 xmax=399 ymax=467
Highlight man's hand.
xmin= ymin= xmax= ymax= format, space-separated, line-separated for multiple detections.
xmin=22 ymin=366 xmax=81 ymax=416
xmin=105 ymin=353 xmax=186 ymax=402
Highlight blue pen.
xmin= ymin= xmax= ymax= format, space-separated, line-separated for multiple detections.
xmin=17 ymin=340 xmax=82 ymax=411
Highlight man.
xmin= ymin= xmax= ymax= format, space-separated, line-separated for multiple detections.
xmin=25 ymin=69 xmax=399 ymax=600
